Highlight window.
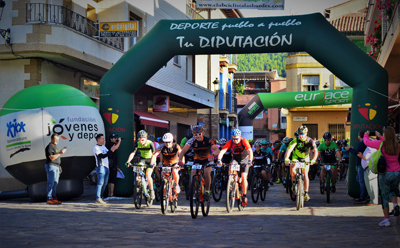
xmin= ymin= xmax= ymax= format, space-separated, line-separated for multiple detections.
xmin=80 ymin=77 xmax=100 ymax=108
xmin=129 ymin=12 xmax=141 ymax=48
xmin=334 ymin=77 xmax=350 ymax=89
xmin=255 ymin=82 xmax=264 ymax=89
xmin=302 ymin=75 xmax=319 ymax=91
xmin=329 ymin=124 xmax=345 ymax=140
xmin=173 ymin=55 xmax=180 ymax=66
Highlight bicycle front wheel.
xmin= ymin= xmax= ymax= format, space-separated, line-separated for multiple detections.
xmin=190 ymin=176 xmax=200 ymax=219
xmin=226 ymin=175 xmax=235 ymax=213
xmin=260 ymin=177 xmax=267 ymax=201
xmin=296 ymin=178 xmax=303 ymax=210
xmin=212 ymin=174 xmax=223 ymax=202
xmin=133 ymin=179 xmax=142 ymax=209
xmin=326 ymin=172 xmax=331 ymax=203
xmin=250 ymin=173 xmax=259 ymax=203
xmin=161 ymin=179 xmax=170 ymax=215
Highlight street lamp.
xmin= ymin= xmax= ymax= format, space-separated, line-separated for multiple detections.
xmin=213 ymin=78 xmax=221 ymax=92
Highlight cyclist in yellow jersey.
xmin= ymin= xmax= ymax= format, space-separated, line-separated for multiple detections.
xmin=284 ymin=125 xmax=318 ymax=201
xmin=126 ymin=130 xmax=157 ymax=199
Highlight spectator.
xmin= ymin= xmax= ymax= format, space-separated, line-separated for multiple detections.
xmin=346 ymin=131 xmax=368 ymax=203
xmin=93 ymin=134 xmax=120 ymax=204
xmin=357 ymin=136 xmax=378 ymax=206
xmin=45 ymin=133 xmax=66 ymax=205
xmin=106 ymin=134 xmax=122 ymax=199
xmin=363 ymin=127 xmax=400 ymax=227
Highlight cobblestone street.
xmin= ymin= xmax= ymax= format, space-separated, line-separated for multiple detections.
xmin=1 ymin=179 xmax=399 ymax=247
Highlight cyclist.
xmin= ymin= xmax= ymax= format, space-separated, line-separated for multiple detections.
xmin=219 ymin=138 xmax=232 ymax=165
xmin=341 ymin=139 xmax=350 ymax=177
xmin=284 ymin=125 xmax=318 ymax=201
xmin=180 ymin=129 xmax=193 ymax=147
xmin=318 ymin=132 xmax=342 ymax=192
xmin=217 ymin=129 xmax=253 ymax=206
xmin=126 ymin=130 xmax=157 ymax=200
xmin=178 ymin=125 xmax=220 ymax=201
xmin=252 ymin=140 xmax=270 ymax=183
xmin=278 ymin=136 xmax=290 ymax=184
xmin=151 ymin=133 xmax=182 ymax=194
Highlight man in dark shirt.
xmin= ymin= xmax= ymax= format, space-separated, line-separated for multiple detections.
xmin=45 ymin=133 xmax=66 ymax=204
xmin=346 ymin=130 xmax=368 ymax=203
xmin=106 ymin=134 xmax=122 ymax=198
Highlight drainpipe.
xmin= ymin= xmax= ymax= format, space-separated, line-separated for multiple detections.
xmin=207 ymin=9 xmax=212 ymax=138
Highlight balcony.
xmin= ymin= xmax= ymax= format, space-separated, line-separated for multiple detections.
xmin=26 ymin=3 xmax=124 ymax=51
xmin=186 ymin=4 xmax=204 ymax=20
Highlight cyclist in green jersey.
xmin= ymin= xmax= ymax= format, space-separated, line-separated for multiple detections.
xmin=318 ymin=132 xmax=342 ymax=192
xmin=284 ymin=125 xmax=318 ymax=201
xmin=126 ymin=130 xmax=157 ymax=199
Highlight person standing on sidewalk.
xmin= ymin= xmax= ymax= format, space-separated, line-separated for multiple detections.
xmin=94 ymin=134 xmax=120 ymax=204
xmin=106 ymin=134 xmax=122 ymax=199
xmin=363 ymin=127 xmax=400 ymax=227
xmin=346 ymin=131 xmax=368 ymax=203
xmin=45 ymin=133 xmax=66 ymax=205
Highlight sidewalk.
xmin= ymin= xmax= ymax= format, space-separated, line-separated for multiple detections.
xmin=0 ymin=179 xmax=399 ymax=247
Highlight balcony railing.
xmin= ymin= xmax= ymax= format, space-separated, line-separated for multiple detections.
xmin=186 ymin=4 xmax=204 ymax=20
xmin=26 ymin=3 xmax=124 ymax=51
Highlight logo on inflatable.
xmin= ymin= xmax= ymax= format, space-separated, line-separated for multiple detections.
xmin=294 ymin=91 xmax=350 ymax=104
xmin=358 ymin=103 xmax=377 ymax=121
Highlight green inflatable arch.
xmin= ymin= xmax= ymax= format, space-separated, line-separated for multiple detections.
xmin=100 ymin=13 xmax=388 ymax=198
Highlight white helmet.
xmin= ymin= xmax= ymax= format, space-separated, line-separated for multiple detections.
xmin=162 ymin=133 xmax=173 ymax=143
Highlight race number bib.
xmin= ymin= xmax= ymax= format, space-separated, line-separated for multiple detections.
xmin=231 ymin=164 xmax=240 ymax=171
xmin=192 ymin=164 xmax=202 ymax=170
xmin=162 ymin=167 xmax=172 ymax=173
xmin=294 ymin=162 xmax=305 ymax=169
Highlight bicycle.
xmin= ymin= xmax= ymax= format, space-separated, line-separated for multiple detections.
xmin=226 ymin=161 xmax=246 ymax=213
xmin=211 ymin=162 xmax=229 ymax=202
xmin=179 ymin=161 xmax=192 ymax=201
xmin=152 ymin=166 xmax=161 ymax=202
xmin=128 ymin=163 xmax=153 ymax=209
xmin=160 ymin=165 xmax=180 ymax=215
xmin=320 ymin=163 xmax=336 ymax=203
xmin=290 ymin=161 xmax=310 ymax=210
xmin=189 ymin=163 xmax=212 ymax=219
xmin=270 ymin=160 xmax=278 ymax=183
xmin=308 ymin=163 xmax=318 ymax=181
xmin=250 ymin=164 xmax=268 ymax=203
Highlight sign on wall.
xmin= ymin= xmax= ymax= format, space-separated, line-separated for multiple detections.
xmin=99 ymin=21 xmax=138 ymax=38
xmin=293 ymin=117 xmax=307 ymax=121
xmin=196 ymin=0 xmax=284 ymax=10
xmin=153 ymin=95 xmax=170 ymax=112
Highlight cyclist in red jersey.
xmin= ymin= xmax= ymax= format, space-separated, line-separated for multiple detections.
xmin=217 ymin=128 xmax=253 ymax=206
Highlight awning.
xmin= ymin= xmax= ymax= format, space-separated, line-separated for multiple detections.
xmin=134 ymin=110 xmax=169 ymax=129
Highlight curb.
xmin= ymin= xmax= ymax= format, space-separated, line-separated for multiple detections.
xmin=397 ymin=217 xmax=400 ymax=236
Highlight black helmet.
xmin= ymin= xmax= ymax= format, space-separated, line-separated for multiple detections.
xmin=148 ymin=135 xmax=155 ymax=141
xmin=185 ymin=129 xmax=193 ymax=139
xmin=137 ymin=130 xmax=147 ymax=138
xmin=323 ymin=132 xmax=332 ymax=140
xmin=297 ymin=125 xmax=308 ymax=134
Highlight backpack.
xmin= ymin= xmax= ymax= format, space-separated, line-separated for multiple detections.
xmin=368 ymin=142 xmax=387 ymax=174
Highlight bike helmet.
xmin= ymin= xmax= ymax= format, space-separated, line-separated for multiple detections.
xmin=342 ymin=139 xmax=348 ymax=145
xmin=261 ymin=140 xmax=268 ymax=145
xmin=248 ymin=138 xmax=253 ymax=144
xmin=254 ymin=140 xmax=262 ymax=146
xmin=162 ymin=133 xmax=174 ymax=142
xmin=282 ymin=136 xmax=290 ymax=144
xmin=316 ymin=140 xmax=320 ymax=146
xmin=148 ymin=135 xmax=155 ymax=141
xmin=192 ymin=125 xmax=204 ymax=134
xmin=219 ymin=137 xmax=227 ymax=145
xmin=231 ymin=128 xmax=241 ymax=136
xmin=156 ymin=137 xmax=161 ymax=142
xmin=297 ymin=125 xmax=308 ymax=134
xmin=323 ymin=132 xmax=332 ymax=140
xmin=185 ymin=128 xmax=193 ymax=139
xmin=137 ymin=130 xmax=147 ymax=138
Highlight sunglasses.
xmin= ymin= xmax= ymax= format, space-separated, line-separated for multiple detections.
xmin=232 ymin=137 xmax=240 ymax=140
xmin=194 ymin=133 xmax=202 ymax=136
xmin=298 ymin=133 xmax=306 ymax=136
xmin=164 ymin=141 xmax=172 ymax=144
